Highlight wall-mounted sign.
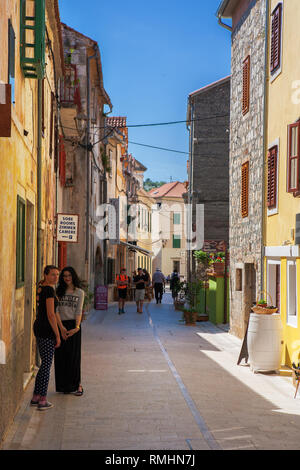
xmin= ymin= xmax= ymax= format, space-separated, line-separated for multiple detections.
xmin=56 ymin=213 xmax=79 ymax=243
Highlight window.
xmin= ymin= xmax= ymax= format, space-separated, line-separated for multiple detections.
xmin=173 ymin=235 xmax=181 ymax=249
xmin=287 ymin=122 xmax=300 ymax=193
xmin=236 ymin=269 xmax=242 ymax=291
xmin=16 ymin=196 xmax=26 ymax=288
xmin=242 ymin=56 xmax=250 ymax=115
xmin=241 ymin=162 xmax=249 ymax=218
xmin=270 ymin=3 xmax=282 ymax=74
xmin=173 ymin=213 xmax=180 ymax=225
xmin=8 ymin=20 xmax=15 ymax=104
xmin=287 ymin=260 xmax=297 ymax=327
xmin=267 ymin=146 xmax=278 ymax=209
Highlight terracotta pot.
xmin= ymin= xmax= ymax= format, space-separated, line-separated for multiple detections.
xmin=183 ymin=310 xmax=197 ymax=325
xmin=213 ymin=262 xmax=225 ymax=275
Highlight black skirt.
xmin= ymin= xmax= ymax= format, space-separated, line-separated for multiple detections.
xmin=54 ymin=319 xmax=81 ymax=393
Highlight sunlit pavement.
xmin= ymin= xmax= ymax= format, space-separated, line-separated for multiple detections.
xmin=2 ymin=291 xmax=300 ymax=450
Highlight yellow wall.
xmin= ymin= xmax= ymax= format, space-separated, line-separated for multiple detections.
xmin=265 ymin=0 xmax=300 ymax=367
xmin=266 ymin=0 xmax=300 ymax=247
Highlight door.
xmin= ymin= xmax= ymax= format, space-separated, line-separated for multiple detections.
xmin=24 ymin=201 xmax=34 ymax=373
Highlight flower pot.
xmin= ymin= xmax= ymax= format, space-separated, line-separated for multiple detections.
xmin=212 ymin=262 xmax=225 ymax=275
xmin=183 ymin=310 xmax=197 ymax=325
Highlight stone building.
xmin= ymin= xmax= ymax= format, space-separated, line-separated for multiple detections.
xmin=149 ymin=182 xmax=188 ymax=280
xmin=0 ymin=0 xmax=63 ymax=442
xmin=186 ymin=77 xmax=230 ymax=279
xmin=59 ymin=23 xmax=112 ymax=291
xmin=217 ymin=0 xmax=268 ymax=338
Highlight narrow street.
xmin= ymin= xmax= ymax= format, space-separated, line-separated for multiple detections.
xmin=2 ymin=291 xmax=300 ymax=451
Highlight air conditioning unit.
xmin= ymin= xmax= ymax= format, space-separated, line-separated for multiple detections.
xmin=0 ymin=84 xmax=11 ymax=137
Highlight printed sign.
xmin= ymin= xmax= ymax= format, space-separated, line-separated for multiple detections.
xmin=95 ymin=285 xmax=108 ymax=310
xmin=57 ymin=213 xmax=79 ymax=243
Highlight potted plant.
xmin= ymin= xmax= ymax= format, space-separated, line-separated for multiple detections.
xmin=173 ymin=281 xmax=186 ymax=310
xmin=251 ymin=291 xmax=278 ymax=314
xmin=211 ymin=252 xmax=225 ymax=275
xmin=182 ymin=307 xmax=198 ymax=326
xmin=182 ymin=281 xmax=202 ymax=325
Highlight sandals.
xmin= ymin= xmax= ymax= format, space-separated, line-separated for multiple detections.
xmin=73 ymin=385 xmax=84 ymax=396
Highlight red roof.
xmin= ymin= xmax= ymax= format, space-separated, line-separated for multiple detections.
xmin=149 ymin=181 xmax=187 ymax=198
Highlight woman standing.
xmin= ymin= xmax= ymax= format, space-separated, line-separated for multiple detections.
xmin=55 ymin=267 xmax=85 ymax=396
xmin=31 ymin=265 xmax=61 ymax=411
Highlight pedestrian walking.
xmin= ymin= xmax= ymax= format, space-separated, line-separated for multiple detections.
xmin=116 ymin=268 xmax=130 ymax=314
xmin=31 ymin=265 xmax=61 ymax=411
xmin=170 ymin=270 xmax=180 ymax=300
xmin=55 ymin=267 xmax=85 ymax=396
xmin=152 ymin=268 xmax=166 ymax=304
xmin=133 ymin=267 xmax=147 ymax=313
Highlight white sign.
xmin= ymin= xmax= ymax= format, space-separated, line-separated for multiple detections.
xmin=57 ymin=213 xmax=79 ymax=243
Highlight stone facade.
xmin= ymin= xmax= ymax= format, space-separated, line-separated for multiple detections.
xmin=187 ymin=77 xmax=230 ymax=278
xmin=227 ymin=0 xmax=267 ymax=338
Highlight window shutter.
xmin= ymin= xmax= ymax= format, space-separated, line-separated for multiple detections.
xmin=49 ymin=92 xmax=54 ymax=157
xmin=16 ymin=196 xmax=26 ymax=288
xmin=59 ymin=135 xmax=66 ymax=186
xmin=8 ymin=20 xmax=15 ymax=80
xmin=267 ymin=146 xmax=277 ymax=208
xmin=287 ymin=122 xmax=300 ymax=193
xmin=270 ymin=3 xmax=282 ymax=73
xmin=242 ymin=56 xmax=250 ymax=115
xmin=20 ymin=0 xmax=46 ymax=79
xmin=241 ymin=162 xmax=249 ymax=218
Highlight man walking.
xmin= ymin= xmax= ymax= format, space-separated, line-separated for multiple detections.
xmin=152 ymin=268 xmax=165 ymax=304
xmin=116 ymin=268 xmax=130 ymax=314
xmin=170 ymin=270 xmax=180 ymax=300
xmin=133 ymin=268 xmax=147 ymax=313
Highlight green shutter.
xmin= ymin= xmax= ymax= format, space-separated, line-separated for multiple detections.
xmin=20 ymin=0 xmax=46 ymax=79
xmin=16 ymin=196 xmax=26 ymax=288
xmin=173 ymin=213 xmax=180 ymax=225
xmin=173 ymin=235 xmax=181 ymax=249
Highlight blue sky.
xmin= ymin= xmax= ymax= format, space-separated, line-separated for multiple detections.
xmin=58 ymin=0 xmax=231 ymax=183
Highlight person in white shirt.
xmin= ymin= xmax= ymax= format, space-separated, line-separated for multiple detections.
xmin=152 ymin=268 xmax=166 ymax=304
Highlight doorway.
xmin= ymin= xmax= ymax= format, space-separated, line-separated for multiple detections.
xmin=244 ymin=263 xmax=256 ymax=334
xmin=24 ymin=201 xmax=34 ymax=374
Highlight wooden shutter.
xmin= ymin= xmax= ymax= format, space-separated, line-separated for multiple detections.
xmin=287 ymin=122 xmax=300 ymax=193
xmin=58 ymin=241 xmax=67 ymax=270
xmin=241 ymin=162 xmax=249 ymax=218
xmin=267 ymin=146 xmax=278 ymax=208
xmin=270 ymin=3 xmax=282 ymax=73
xmin=59 ymin=135 xmax=66 ymax=186
xmin=242 ymin=56 xmax=250 ymax=115
xmin=49 ymin=92 xmax=54 ymax=157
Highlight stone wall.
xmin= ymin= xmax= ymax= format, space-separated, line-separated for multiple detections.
xmin=229 ymin=0 xmax=267 ymax=338
xmin=191 ymin=78 xmax=230 ymax=245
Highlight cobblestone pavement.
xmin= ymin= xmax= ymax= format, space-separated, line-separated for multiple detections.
xmin=2 ymin=291 xmax=300 ymax=450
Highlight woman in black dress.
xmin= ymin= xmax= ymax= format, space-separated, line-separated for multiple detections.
xmin=55 ymin=267 xmax=85 ymax=396
xmin=31 ymin=265 xmax=61 ymax=411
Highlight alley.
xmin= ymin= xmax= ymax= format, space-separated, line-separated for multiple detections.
xmin=2 ymin=292 xmax=300 ymax=451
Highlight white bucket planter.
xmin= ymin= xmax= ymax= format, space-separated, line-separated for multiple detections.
xmin=247 ymin=313 xmax=283 ymax=373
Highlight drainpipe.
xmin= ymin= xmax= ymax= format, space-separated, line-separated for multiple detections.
xmin=86 ymin=47 xmax=97 ymax=285
xmin=261 ymin=0 xmax=270 ymax=292
xmin=187 ymin=98 xmax=194 ymax=284
xmin=37 ymin=78 xmax=43 ymax=285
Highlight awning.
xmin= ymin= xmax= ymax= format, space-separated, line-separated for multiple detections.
xmin=120 ymin=241 xmax=153 ymax=256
